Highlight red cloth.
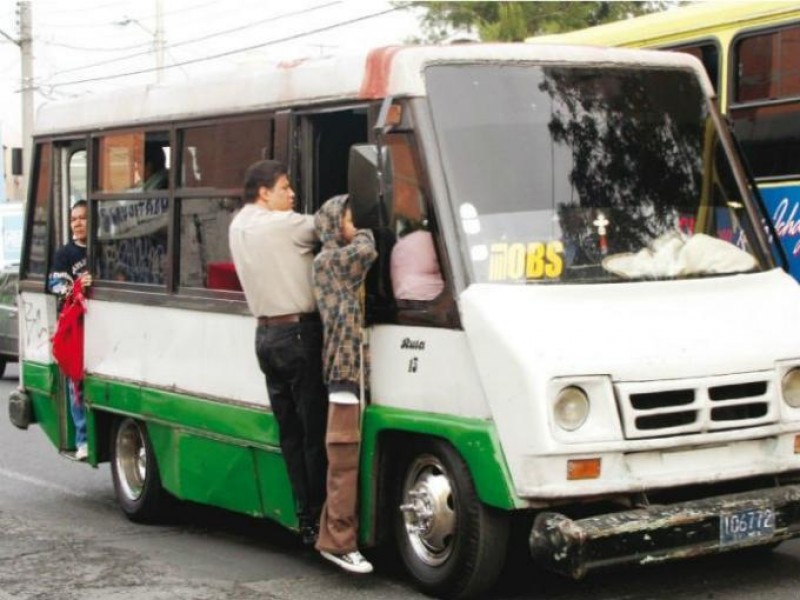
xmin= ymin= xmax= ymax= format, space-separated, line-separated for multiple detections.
xmin=207 ymin=262 xmax=242 ymax=291
xmin=52 ymin=279 xmax=86 ymax=382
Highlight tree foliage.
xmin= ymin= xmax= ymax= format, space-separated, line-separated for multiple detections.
xmin=397 ymin=1 xmax=671 ymax=43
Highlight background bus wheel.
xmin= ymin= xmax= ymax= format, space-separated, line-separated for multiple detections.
xmin=111 ymin=417 xmax=166 ymax=523
xmin=394 ymin=439 xmax=509 ymax=599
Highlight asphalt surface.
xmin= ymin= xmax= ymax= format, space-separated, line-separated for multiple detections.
xmin=4 ymin=364 xmax=800 ymax=599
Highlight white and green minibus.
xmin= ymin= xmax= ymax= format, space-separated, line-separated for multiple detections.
xmin=10 ymin=43 xmax=800 ymax=598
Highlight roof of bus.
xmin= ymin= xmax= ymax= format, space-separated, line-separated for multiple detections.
xmin=34 ymin=43 xmax=711 ymax=136
xmin=526 ymin=1 xmax=800 ymax=47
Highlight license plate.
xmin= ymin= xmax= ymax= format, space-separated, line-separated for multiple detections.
xmin=720 ymin=507 xmax=775 ymax=546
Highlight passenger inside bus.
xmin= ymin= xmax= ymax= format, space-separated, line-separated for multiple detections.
xmin=390 ymin=226 xmax=444 ymax=301
xmin=142 ymin=144 xmax=169 ymax=190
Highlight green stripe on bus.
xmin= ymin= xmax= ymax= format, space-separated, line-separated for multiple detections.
xmin=86 ymin=376 xmax=295 ymax=527
xmin=21 ymin=361 xmax=62 ymax=448
xmin=85 ymin=376 xmax=282 ymax=447
xmin=360 ymin=405 xmax=520 ymax=535
xmin=21 ymin=366 xmax=519 ymax=539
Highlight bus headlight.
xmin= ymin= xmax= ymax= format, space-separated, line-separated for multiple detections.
xmin=554 ymin=386 xmax=590 ymax=431
xmin=783 ymin=368 xmax=800 ymax=408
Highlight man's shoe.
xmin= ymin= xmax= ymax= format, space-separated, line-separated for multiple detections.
xmin=300 ymin=524 xmax=318 ymax=546
xmin=75 ymin=444 xmax=88 ymax=461
xmin=319 ymin=550 xmax=373 ymax=574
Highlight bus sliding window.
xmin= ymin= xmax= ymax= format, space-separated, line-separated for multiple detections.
xmin=95 ymin=198 xmax=168 ymax=284
xmin=179 ymin=197 xmax=241 ymax=292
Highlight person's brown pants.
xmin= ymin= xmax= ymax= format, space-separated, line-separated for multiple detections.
xmin=315 ymin=403 xmax=361 ymax=554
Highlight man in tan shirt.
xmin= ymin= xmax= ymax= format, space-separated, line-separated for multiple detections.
xmin=229 ymin=160 xmax=327 ymax=546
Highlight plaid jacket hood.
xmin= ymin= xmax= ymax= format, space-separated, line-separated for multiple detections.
xmin=312 ymin=196 xmax=377 ymax=391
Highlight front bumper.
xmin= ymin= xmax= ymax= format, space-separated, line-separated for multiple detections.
xmin=530 ymin=483 xmax=800 ymax=579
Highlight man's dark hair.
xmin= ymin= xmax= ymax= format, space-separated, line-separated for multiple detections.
xmin=243 ymin=160 xmax=288 ymax=204
xmin=71 ymin=199 xmax=87 ymax=211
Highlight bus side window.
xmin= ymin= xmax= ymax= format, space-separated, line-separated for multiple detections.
xmin=177 ymin=116 xmax=273 ymax=293
xmin=23 ymin=143 xmax=51 ymax=279
xmin=667 ymin=42 xmax=720 ymax=93
xmin=731 ymin=25 xmax=800 ymax=180
xmin=93 ymin=131 xmax=170 ymax=285
xmin=382 ymin=133 xmax=455 ymax=328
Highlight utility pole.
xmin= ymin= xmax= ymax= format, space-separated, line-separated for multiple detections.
xmin=19 ymin=1 xmax=33 ymax=201
xmin=116 ymin=0 xmax=166 ymax=84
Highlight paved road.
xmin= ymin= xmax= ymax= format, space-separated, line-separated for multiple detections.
xmin=3 ymin=365 xmax=800 ymax=600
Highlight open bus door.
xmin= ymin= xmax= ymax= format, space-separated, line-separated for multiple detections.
xmin=11 ymin=140 xmax=88 ymax=457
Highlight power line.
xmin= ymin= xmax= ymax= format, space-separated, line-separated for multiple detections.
xmin=33 ymin=0 xmax=129 ymax=13
xmin=35 ymin=0 xmax=225 ymax=28
xmin=40 ymin=38 xmax=152 ymax=52
xmin=0 ymin=27 xmax=19 ymax=46
xmin=45 ymin=7 xmax=399 ymax=89
xmin=50 ymin=0 xmax=342 ymax=76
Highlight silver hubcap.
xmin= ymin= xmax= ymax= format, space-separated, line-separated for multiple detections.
xmin=399 ymin=454 xmax=456 ymax=566
xmin=115 ymin=420 xmax=147 ymax=502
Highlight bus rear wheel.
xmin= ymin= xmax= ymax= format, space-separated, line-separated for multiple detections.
xmin=393 ymin=438 xmax=509 ymax=599
xmin=110 ymin=417 xmax=166 ymax=523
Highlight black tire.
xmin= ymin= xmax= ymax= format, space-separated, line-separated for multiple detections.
xmin=393 ymin=438 xmax=510 ymax=599
xmin=110 ymin=417 xmax=166 ymax=523
xmin=0 ymin=358 xmax=7 ymax=379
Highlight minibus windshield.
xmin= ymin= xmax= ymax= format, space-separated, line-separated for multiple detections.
xmin=426 ymin=63 xmax=769 ymax=284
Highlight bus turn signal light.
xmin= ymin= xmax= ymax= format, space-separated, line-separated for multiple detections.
xmin=794 ymin=435 xmax=800 ymax=454
xmin=567 ymin=458 xmax=601 ymax=480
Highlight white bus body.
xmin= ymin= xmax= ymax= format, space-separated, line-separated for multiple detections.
xmin=10 ymin=44 xmax=800 ymax=598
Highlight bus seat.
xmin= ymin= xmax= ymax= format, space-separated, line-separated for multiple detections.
xmin=207 ymin=262 xmax=242 ymax=291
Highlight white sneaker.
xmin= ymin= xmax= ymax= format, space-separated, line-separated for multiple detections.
xmin=75 ymin=444 xmax=88 ymax=461
xmin=320 ymin=550 xmax=373 ymax=574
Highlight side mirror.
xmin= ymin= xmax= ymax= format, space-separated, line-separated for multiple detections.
xmin=348 ymin=144 xmax=393 ymax=229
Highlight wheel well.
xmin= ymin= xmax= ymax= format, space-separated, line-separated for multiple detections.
xmin=90 ymin=409 xmax=117 ymax=463
xmin=371 ymin=430 xmax=466 ymax=548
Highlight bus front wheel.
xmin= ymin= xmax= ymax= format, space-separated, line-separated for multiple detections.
xmin=110 ymin=417 xmax=166 ymax=523
xmin=393 ymin=438 xmax=509 ymax=599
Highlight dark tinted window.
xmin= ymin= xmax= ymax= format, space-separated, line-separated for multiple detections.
xmin=180 ymin=117 xmax=271 ymax=188
xmin=669 ymin=43 xmax=720 ymax=92
xmin=731 ymin=102 xmax=800 ymax=177
xmin=735 ymin=25 xmax=800 ymax=102
xmin=731 ymin=25 xmax=800 ymax=178
xmin=25 ymin=143 xmax=51 ymax=278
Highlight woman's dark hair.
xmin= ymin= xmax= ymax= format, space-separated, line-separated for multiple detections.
xmin=243 ymin=160 xmax=288 ymax=204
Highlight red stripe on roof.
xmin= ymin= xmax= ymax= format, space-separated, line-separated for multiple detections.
xmin=359 ymin=46 xmax=404 ymax=99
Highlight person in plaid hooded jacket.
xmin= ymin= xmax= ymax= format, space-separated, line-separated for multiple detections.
xmin=311 ymin=194 xmax=377 ymax=574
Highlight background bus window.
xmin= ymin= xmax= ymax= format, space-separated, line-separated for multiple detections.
xmin=179 ymin=197 xmax=240 ymax=291
xmin=96 ymin=131 xmax=170 ymax=192
xmin=732 ymin=25 xmax=800 ymax=179
xmin=180 ymin=117 xmax=272 ymax=188
xmin=95 ymin=198 xmax=168 ymax=284
xmin=668 ymin=42 xmax=720 ymax=93
xmin=24 ymin=143 xmax=51 ymax=278
xmin=735 ymin=26 xmax=800 ymax=103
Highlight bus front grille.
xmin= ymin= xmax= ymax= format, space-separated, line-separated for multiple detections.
xmin=617 ymin=375 xmax=775 ymax=439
